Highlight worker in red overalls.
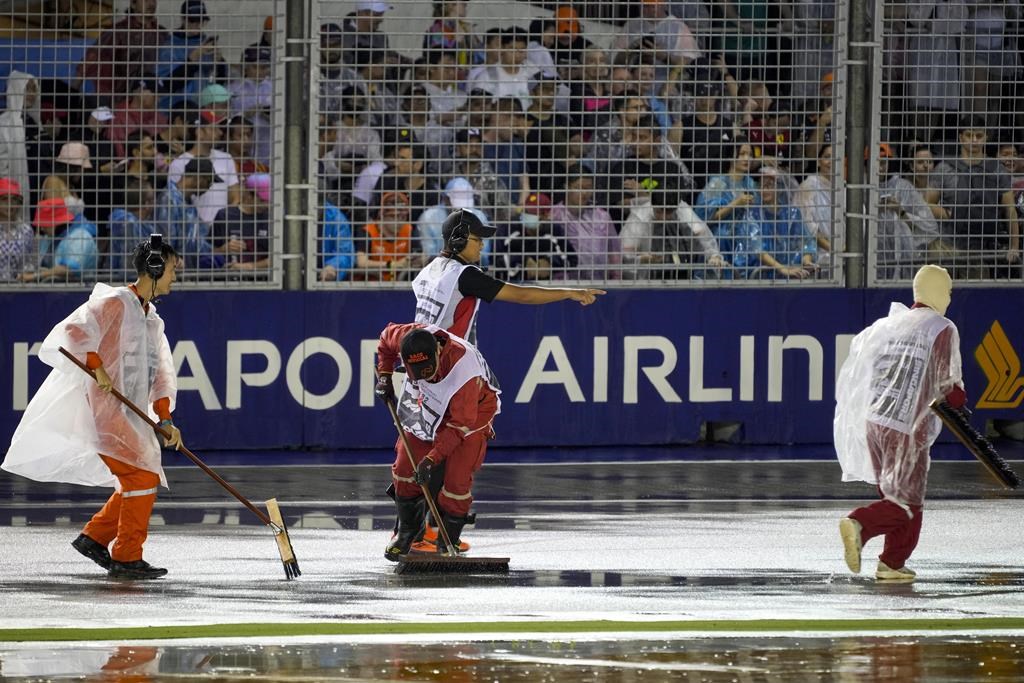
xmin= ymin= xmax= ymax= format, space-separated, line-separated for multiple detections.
xmin=375 ymin=322 xmax=500 ymax=560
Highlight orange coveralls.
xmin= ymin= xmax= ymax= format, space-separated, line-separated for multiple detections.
xmin=76 ymin=287 xmax=172 ymax=563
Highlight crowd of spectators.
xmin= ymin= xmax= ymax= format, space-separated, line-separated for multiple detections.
xmin=310 ymin=0 xmax=1022 ymax=282
xmin=0 ymin=0 xmax=274 ymax=283
xmin=0 ymin=0 xmax=1021 ymax=285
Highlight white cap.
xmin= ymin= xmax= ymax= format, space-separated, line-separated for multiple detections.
xmin=912 ymin=264 xmax=952 ymax=316
xmin=90 ymin=107 xmax=114 ymax=122
xmin=445 ymin=177 xmax=475 ymax=209
xmin=356 ymin=0 xmax=392 ymax=13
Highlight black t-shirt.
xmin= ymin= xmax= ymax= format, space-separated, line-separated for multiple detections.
xmin=456 ymin=260 xmax=505 ymax=302
xmin=498 ymin=224 xmax=577 ymax=281
xmin=682 ymin=114 xmax=734 ymax=187
xmin=550 ymin=34 xmax=590 ymax=67
xmin=211 ymin=205 xmax=271 ymax=264
xmin=603 ymin=157 xmax=680 ymax=226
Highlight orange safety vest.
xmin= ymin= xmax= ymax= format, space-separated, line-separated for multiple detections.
xmin=362 ymin=222 xmax=414 ymax=281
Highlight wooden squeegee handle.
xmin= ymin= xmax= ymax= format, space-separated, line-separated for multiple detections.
xmin=59 ymin=346 xmax=275 ymax=528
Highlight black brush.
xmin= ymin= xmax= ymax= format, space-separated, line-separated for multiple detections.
xmin=930 ymin=399 xmax=1020 ymax=489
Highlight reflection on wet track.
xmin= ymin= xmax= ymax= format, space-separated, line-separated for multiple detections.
xmin=2 ymin=637 xmax=1023 ymax=681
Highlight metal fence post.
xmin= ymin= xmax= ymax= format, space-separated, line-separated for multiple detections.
xmin=283 ymin=0 xmax=308 ymax=291
xmin=844 ymin=0 xmax=869 ymax=288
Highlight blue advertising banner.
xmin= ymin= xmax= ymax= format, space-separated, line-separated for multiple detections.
xmin=1 ymin=288 xmax=1021 ymax=453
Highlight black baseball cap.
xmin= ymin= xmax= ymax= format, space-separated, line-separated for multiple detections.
xmin=455 ymin=127 xmax=482 ymax=144
xmin=442 ymin=208 xmax=497 ymax=241
xmin=182 ymin=0 xmax=209 ymax=20
xmin=400 ymin=328 xmax=440 ymax=381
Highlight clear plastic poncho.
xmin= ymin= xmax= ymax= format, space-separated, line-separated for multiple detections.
xmin=3 ymin=284 xmax=176 ymax=488
xmin=834 ymin=303 xmax=962 ymax=505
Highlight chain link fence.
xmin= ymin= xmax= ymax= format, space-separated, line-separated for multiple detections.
xmin=1 ymin=0 xmax=1019 ymax=290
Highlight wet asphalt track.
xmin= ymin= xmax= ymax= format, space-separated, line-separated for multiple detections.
xmin=1 ymin=457 xmax=1022 ymax=681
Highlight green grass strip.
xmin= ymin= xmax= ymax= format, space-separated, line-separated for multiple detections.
xmin=2 ymin=618 xmax=1024 ymax=642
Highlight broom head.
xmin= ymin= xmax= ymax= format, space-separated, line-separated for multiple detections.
xmin=265 ymin=498 xmax=302 ymax=579
xmin=394 ymin=553 xmax=510 ymax=575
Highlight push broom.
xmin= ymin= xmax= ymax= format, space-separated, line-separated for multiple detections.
xmin=930 ymin=399 xmax=1020 ymax=489
xmin=59 ymin=347 xmax=301 ymax=579
xmin=383 ymin=393 xmax=509 ymax=575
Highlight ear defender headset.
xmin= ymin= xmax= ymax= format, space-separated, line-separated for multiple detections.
xmin=445 ymin=209 xmax=471 ymax=254
xmin=144 ymin=233 xmax=165 ymax=280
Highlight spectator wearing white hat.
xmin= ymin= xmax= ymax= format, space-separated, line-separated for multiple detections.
xmin=42 ymin=143 xmax=92 ymax=221
xmin=417 ymin=177 xmax=491 ymax=267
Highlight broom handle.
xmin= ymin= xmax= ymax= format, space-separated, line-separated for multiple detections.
xmin=383 ymin=393 xmax=458 ymax=557
xmin=58 ymin=346 xmax=276 ymax=528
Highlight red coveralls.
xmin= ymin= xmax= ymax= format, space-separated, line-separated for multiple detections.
xmin=377 ymin=322 xmax=499 ymax=517
xmin=76 ymin=286 xmax=172 ymax=564
xmin=848 ymin=308 xmax=965 ymax=570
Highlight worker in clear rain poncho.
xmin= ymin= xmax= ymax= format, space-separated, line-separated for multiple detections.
xmin=3 ymin=236 xmax=182 ymax=580
xmin=834 ymin=264 xmax=965 ymax=582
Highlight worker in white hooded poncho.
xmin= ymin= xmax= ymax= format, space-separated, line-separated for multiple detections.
xmin=834 ymin=265 xmax=965 ymax=582
xmin=3 ymin=236 xmax=182 ymax=580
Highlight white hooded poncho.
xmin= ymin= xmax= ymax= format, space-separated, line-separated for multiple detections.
xmin=834 ymin=303 xmax=962 ymax=504
xmin=3 ymin=284 xmax=176 ymax=488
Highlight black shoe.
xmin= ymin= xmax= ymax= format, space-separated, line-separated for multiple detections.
xmin=107 ymin=559 xmax=168 ymax=580
xmin=71 ymin=534 xmax=111 ymax=570
xmin=436 ymin=512 xmax=473 ymax=555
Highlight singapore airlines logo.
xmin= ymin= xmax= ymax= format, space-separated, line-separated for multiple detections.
xmin=975 ymin=321 xmax=1024 ymax=409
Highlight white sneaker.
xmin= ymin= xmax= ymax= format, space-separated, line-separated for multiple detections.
xmin=839 ymin=518 xmax=862 ymax=573
xmin=876 ymin=561 xmax=916 ymax=582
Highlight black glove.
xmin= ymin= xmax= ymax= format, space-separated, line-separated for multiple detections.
xmin=375 ymin=373 xmax=396 ymax=405
xmin=414 ymin=457 xmax=434 ymax=485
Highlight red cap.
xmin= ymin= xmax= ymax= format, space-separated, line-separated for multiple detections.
xmin=0 ymin=177 xmax=23 ymax=198
xmin=34 ymin=197 xmax=75 ymax=228
xmin=524 ymin=192 xmax=552 ymax=210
